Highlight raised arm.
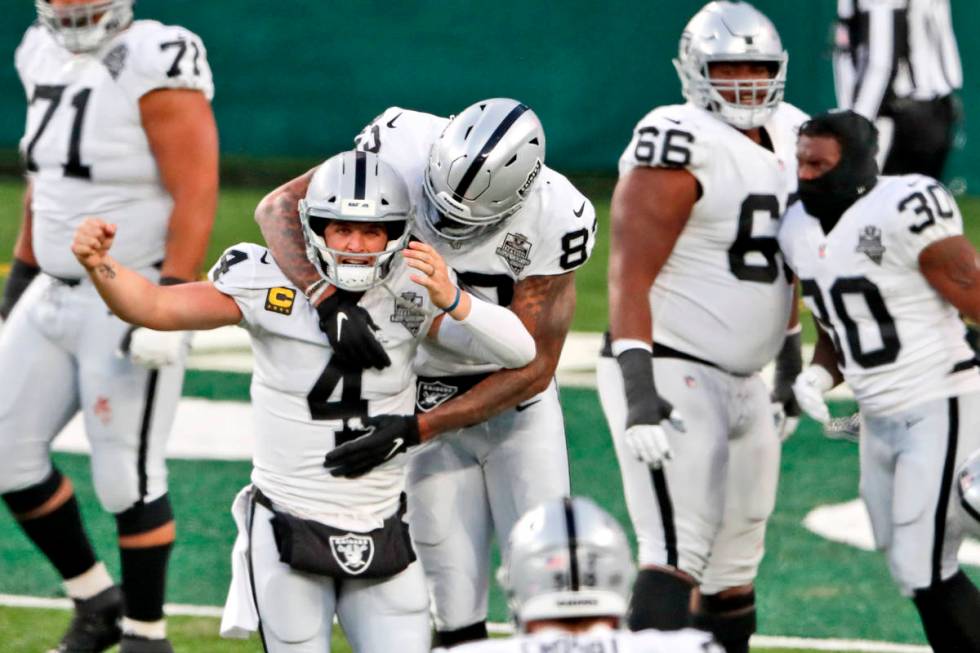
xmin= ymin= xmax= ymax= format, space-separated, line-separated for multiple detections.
xmin=72 ymin=219 xmax=241 ymax=331
xmin=253 ymin=169 xmax=321 ymax=297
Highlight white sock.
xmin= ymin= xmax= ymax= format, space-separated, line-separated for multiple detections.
xmin=122 ymin=617 xmax=167 ymax=639
xmin=62 ymin=562 xmax=114 ymax=600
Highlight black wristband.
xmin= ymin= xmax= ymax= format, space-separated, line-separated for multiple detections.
xmin=159 ymin=276 xmax=188 ymax=287
xmin=616 ymin=347 xmax=661 ymax=427
xmin=773 ymin=331 xmax=803 ymax=388
xmin=0 ymin=258 xmax=41 ymax=319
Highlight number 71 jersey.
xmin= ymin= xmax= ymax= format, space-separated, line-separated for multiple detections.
xmin=778 ymin=175 xmax=980 ymax=415
xmin=618 ymin=101 xmax=808 ymax=374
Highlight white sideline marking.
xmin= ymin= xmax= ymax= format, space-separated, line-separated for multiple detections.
xmin=0 ymin=594 xmax=930 ymax=651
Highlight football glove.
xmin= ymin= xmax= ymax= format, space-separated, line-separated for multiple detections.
xmin=616 ymin=346 xmax=685 ymax=469
xmin=316 ymin=290 xmax=391 ymax=370
xmin=792 ymin=365 xmax=834 ymax=425
xmin=771 ymin=329 xmax=803 ymax=441
xmin=324 ymin=414 xmax=420 ymax=478
xmin=120 ymin=326 xmax=191 ymax=369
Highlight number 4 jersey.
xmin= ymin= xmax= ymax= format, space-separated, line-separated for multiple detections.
xmin=16 ymin=20 xmax=214 ymax=277
xmin=779 ymin=175 xmax=980 ymax=415
xmin=210 ymin=243 xmax=441 ymax=531
xmin=619 ymin=101 xmax=808 ymax=375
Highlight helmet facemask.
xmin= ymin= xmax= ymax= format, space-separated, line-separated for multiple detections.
xmin=299 ymin=151 xmax=414 ymax=293
xmin=35 ymin=0 xmax=134 ymax=53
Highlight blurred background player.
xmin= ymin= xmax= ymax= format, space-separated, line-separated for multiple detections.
xmin=446 ymin=496 xmax=722 ymax=653
xmin=598 ymin=3 xmax=806 ymax=652
xmin=256 ymin=97 xmax=596 ymax=647
xmin=782 ymin=110 xmax=980 ymax=653
xmin=69 ymin=150 xmax=537 ymax=653
xmin=0 ymin=1 xmax=217 ymax=651
xmin=833 ymin=0 xmax=962 ymax=179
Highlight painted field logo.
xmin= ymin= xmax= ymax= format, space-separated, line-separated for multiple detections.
xmin=496 ymin=232 xmax=533 ymax=275
xmin=264 ymin=287 xmax=296 ymax=315
xmin=416 ymin=380 xmax=457 ymax=412
xmin=329 ymin=533 xmax=375 ymax=575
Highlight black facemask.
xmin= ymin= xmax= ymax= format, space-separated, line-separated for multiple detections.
xmin=797 ymin=111 xmax=879 ymax=233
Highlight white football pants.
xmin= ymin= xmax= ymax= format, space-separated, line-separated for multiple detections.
xmin=597 ymin=355 xmax=780 ymax=594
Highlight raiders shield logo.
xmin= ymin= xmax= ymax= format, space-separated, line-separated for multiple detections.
xmin=329 ymin=533 xmax=375 ymax=575
xmin=416 ymin=380 xmax=458 ymax=412
xmin=856 ymin=225 xmax=885 ymax=265
xmin=391 ymin=292 xmax=425 ymax=335
xmin=496 ymin=233 xmax=533 ymax=275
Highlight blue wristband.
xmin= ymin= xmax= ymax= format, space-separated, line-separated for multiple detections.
xmin=443 ymin=287 xmax=462 ymax=314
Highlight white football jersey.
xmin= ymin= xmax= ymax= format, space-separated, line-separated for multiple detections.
xmin=16 ymin=20 xmax=214 ymax=277
xmin=779 ymin=175 xmax=980 ymax=415
xmin=210 ymin=243 xmax=440 ymax=531
xmin=355 ymin=107 xmax=597 ymax=376
xmin=446 ymin=628 xmax=721 ymax=653
xmin=619 ymin=102 xmax=808 ymax=374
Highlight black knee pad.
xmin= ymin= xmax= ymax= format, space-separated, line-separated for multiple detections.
xmin=695 ymin=588 xmax=756 ymax=653
xmin=627 ymin=568 xmax=695 ymax=631
xmin=115 ymin=494 xmax=174 ymax=538
xmin=2 ymin=468 xmax=64 ymax=516
xmin=435 ymin=621 xmax=488 ymax=647
xmin=912 ymin=571 xmax=980 ymax=653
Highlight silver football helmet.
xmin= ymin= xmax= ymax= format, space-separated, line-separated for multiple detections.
xmin=957 ymin=449 xmax=980 ymax=539
xmin=300 ymin=150 xmax=413 ymax=292
xmin=499 ymin=496 xmax=635 ymax=630
xmin=423 ymin=98 xmax=545 ymax=242
xmin=35 ymin=0 xmax=134 ymax=53
xmin=674 ymin=1 xmax=787 ymax=130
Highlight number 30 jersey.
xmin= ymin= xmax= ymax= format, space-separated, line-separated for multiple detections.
xmin=619 ymin=102 xmax=808 ymax=375
xmin=779 ymin=176 xmax=980 ymax=415
xmin=16 ymin=20 xmax=214 ymax=278
xmin=354 ymin=107 xmax=596 ymax=377
xmin=210 ymin=243 xmax=440 ymax=530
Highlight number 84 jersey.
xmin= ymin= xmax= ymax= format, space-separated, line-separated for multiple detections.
xmin=778 ymin=175 xmax=980 ymax=416
xmin=619 ymin=101 xmax=808 ymax=375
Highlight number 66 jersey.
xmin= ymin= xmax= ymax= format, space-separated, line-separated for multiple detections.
xmin=16 ymin=19 xmax=213 ymax=278
xmin=619 ymin=101 xmax=808 ymax=374
xmin=778 ymin=175 xmax=980 ymax=415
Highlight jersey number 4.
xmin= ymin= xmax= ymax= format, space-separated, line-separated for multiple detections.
xmin=24 ymin=85 xmax=92 ymax=179
xmin=307 ymin=359 xmax=369 ymax=447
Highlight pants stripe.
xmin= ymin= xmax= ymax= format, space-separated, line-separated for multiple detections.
xmin=136 ymin=370 xmax=160 ymax=501
xmin=650 ymin=469 xmax=678 ymax=567
xmin=932 ymin=397 xmax=959 ymax=585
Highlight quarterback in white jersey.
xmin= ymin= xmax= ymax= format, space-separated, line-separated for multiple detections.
xmin=69 ymin=151 xmax=536 ymax=653
xmin=598 ymin=4 xmax=806 ymax=652
xmin=781 ymin=110 xmax=980 ymax=652
xmin=445 ymin=497 xmax=722 ymax=653
xmin=0 ymin=2 xmax=217 ymax=651
xmin=255 ymin=98 xmax=596 ymax=646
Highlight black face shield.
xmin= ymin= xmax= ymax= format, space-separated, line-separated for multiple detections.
xmin=797 ymin=110 xmax=880 ymax=232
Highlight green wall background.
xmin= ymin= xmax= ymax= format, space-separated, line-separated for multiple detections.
xmin=0 ymin=1 xmax=976 ymax=187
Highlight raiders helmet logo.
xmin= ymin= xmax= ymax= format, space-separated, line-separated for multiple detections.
xmin=856 ymin=225 xmax=885 ymax=265
xmin=416 ymin=380 xmax=458 ymax=412
xmin=496 ymin=232 xmax=533 ymax=275
xmin=329 ymin=533 xmax=375 ymax=575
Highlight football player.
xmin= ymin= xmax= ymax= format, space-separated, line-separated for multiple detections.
xmin=0 ymin=1 xmax=217 ymax=651
xmin=957 ymin=450 xmax=980 ymax=538
xmin=254 ymin=98 xmax=596 ymax=646
xmin=69 ymin=151 xmax=537 ymax=653
xmin=782 ymin=110 xmax=980 ymax=652
xmin=444 ymin=496 xmax=723 ymax=653
xmin=597 ymin=3 xmax=807 ymax=652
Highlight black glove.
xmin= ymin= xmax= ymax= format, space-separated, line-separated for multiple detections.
xmin=316 ymin=289 xmax=391 ymax=370
xmin=771 ymin=330 xmax=803 ymax=418
xmin=323 ymin=414 xmax=421 ymax=478
xmin=0 ymin=258 xmax=40 ymax=320
xmin=616 ymin=347 xmax=674 ymax=428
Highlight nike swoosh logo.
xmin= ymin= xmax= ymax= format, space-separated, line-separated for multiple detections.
xmin=573 ymin=202 xmax=585 ymax=218
xmin=515 ymin=399 xmax=541 ymax=412
xmin=337 ymin=312 xmax=347 ymax=342
xmin=260 ymin=251 xmax=270 ymax=264
xmin=386 ymin=112 xmax=403 ymax=128
xmin=385 ymin=438 xmax=405 ymax=460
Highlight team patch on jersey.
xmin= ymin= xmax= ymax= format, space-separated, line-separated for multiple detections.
xmin=102 ymin=43 xmax=128 ymax=79
xmin=856 ymin=225 xmax=886 ymax=265
xmin=416 ymin=380 xmax=458 ymax=412
xmin=329 ymin=533 xmax=375 ymax=575
xmin=496 ymin=232 xmax=533 ymax=275
xmin=264 ymin=287 xmax=296 ymax=315
xmin=390 ymin=292 xmax=425 ymax=335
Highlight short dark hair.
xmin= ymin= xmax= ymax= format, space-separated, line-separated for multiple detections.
xmin=799 ymin=110 xmax=879 ymax=158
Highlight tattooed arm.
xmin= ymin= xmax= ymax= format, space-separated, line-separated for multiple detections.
xmin=920 ymin=235 xmax=980 ymax=322
xmin=417 ymin=271 xmax=576 ymax=441
xmin=253 ymin=168 xmax=324 ymax=299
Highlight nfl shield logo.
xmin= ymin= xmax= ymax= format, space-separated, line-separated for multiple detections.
xmin=329 ymin=533 xmax=375 ymax=575
xmin=416 ymin=380 xmax=458 ymax=412
xmin=856 ymin=225 xmax=886 ymax=265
